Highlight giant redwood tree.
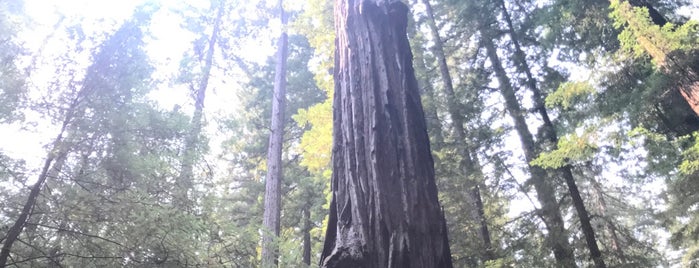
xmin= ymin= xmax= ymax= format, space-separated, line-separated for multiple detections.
xmin=319 ymin=0 xmax=453 ymax=267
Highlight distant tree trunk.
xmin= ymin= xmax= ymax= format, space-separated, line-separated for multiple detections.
xmin=497 ymin=1 xmax=606 ymax=267
xmin=261 ymin=0 xmax=288 ymax=266
xmin=481 ymin=33 xmax=578 ymax=268
xmin=589 ymin=175 xmax=627 ymax=264
xmin=319 ymin=1 xmax=453 ymax=267
xmin=421 ymin=0 xmax=495 ymax=262
xmin=177 ymin=0 xmax=225 ymax=209
xmin=302 ymin=206 xmax=312 ymax=266
xmin=411 ymin=31 xmax=444 ymax=147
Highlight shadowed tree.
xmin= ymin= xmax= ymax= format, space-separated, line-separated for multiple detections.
xmin=420 ymin=0 xmax=496 ymax=263
xmin=319 ymin=0 xmax=453 ymax=267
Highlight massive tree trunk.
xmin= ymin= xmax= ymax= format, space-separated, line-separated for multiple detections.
xmin=498 ymin=1 xmax=606 ymax=267
xmin=261 ymin=0 xmax=288 ymax=266
xmin=319 ymin=1 xmax=453 ymax=267
xmin=481 ymin=33 xmax=578 ymax=268
xmin=420 ymin=0 xmax=495 ymax=262
xmin=177 ymin=0 xmax=225 ymax=210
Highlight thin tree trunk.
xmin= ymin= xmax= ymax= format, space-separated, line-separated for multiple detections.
xmin=0 ymin=112 xmax=73 ymax=267
xmin=302 ymin=206 xmax=312 ymax=266
xmin=481 ymin=33 xmax=578 ymax=268
xmin=177 ymin=0 xmax=225 ymax=209
xmin=498 ymin=2 xmax=606 ymax=267
xmin=261 ymin=0 xmax=288 ymax=266
xmin=590 ymin=176 xmax=627 ymax=264
xmin=319 ymin=1 xmax=452 ymax=267
xmin=421 ymin=0 xmax=495 ymax=262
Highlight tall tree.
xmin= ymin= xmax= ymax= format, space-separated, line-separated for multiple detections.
xmin=0 ymin=8 xmax=156 ymax=266
xmin=261 ymin=0 xmax=289 ymax=265
xmin=319 ymin=0 xmax=452 ymax=267
xmin=177 ymin=0 xmax=226 ymax=210
xmin=496 ymin=1 xmax=606 ymax=267
xmin=419 ymin=0 xmax=495 ymax=263
xmin=480 ymin=28 xmax=578 ymax=267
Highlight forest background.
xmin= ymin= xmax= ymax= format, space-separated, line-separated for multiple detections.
xmin=1 ymin=0 xmax=699 ymax=267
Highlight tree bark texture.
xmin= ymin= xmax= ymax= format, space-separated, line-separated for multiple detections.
xmin=498 ymin=2 xmax=606 ymax=267
xmin=261 ymin=0 xmax=288 ymax=266
xmin=421 ymin=0 xmax=495 ymax=262
xmin=319 ymin=1 xmax=453 ymax=267
xmin=481 ymin=34 xmax=578 ymax=268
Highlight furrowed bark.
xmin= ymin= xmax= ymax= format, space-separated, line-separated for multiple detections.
xmin=320 ymin=1 xmax=453 ymax=267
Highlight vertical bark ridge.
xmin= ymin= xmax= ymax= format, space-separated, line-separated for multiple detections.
xmin=320 ymin=1 xmax=452 ymax=267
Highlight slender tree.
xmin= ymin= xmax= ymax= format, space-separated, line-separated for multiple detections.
xmin=319 ymin=0 xmax=452 ymax=267
xmin=420 ymin=0 xmax=496 ymax=263
xmin=480 ymin=29 xmax=578 ymax=267
xmin=261 ymin=0 xmax=289 ymax=265
xmin=177 ymin=0 xmax=226 ymax=210
xmin=497 ymin=1 xmax=606 ymax=267
xmin=0 ymin=11 xmax=155 ymax=266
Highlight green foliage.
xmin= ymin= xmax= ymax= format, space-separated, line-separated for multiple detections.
xmin=679 ymin=135 xmax=699 ymax=174
xmin=531 ymin=132 xmax=598 ymax=169
xmin=545 ymin=81 xmax=595 ymax=110
xmin=610 ymin=0 xmax=699 ymax=65
xmin=0 ymin=0 xmax=26 ymax=123
xmin=292 ymin=0 xmax=334 ymax=176
xmin=2 ymin=0 xmax=699 ymax=266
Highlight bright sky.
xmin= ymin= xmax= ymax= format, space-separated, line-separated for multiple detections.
xmin=0 ymin=0 xmax=282 ymax=186
xmin=3 ymin=0 xmax=699 ymax=240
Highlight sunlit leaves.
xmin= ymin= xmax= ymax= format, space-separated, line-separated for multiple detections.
xmin=610 ymin=0 xmax=699 ymax=65
xmin=546 ymin=81 xmax=596 ymax=110
xmin=292 ymin=101 xmax=332 ymax=174
xmin=531 ymin=132 xmax=599 ymax=169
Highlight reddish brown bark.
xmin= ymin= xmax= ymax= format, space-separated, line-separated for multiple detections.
xmin=678 ymin=77 xmax=699 ymax=116
xmin=319 ymin=0 xmax=452 ymax=267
